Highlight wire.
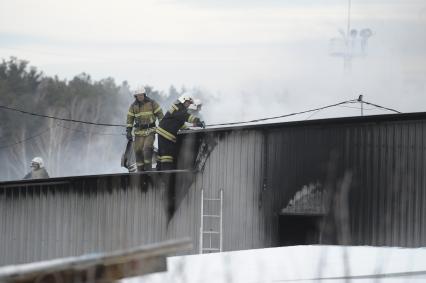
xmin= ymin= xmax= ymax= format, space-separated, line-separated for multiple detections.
xmin=206 ymin=99 xmax=401 ymax=127
xmin=0 ymin=123 xmax=123 ymax=151
xmin=305 ymin=109 xmax=322 ymax=120
xmin=0 ymin=105 xmax=126 ymax=127
xmin=362 ymin=100 xmax=401 ymax=114
xmin=206 ymin=99 xmax=358 ymax=127
xmin=338 ymin=105 xmax=375 ymax=111
xmin=0 ymin=98 xmax=402 ymax=130
xmin=0 ymin=97 xmax=401 ymax=152
xmin=0 ymin=127 xmax=53 ymax=150
xmin=56 ymin=123 xmax=125 ymax=136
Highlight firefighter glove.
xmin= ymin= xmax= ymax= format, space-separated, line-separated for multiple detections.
xmin=126 ymin=128 xmax=133 ymax=141
xmin=195 ymin=121 xmax=206 ymax=128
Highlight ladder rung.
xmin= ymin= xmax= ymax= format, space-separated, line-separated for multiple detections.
xmin=204 ymin=198 xmax=221 ymax=201
xmin=203 ymin=231 xmax=220 ymax=234
xmin=200 ymin=189 xmax=223 ymax=255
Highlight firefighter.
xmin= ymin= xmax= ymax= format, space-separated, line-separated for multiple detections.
xmin=126 ymin=86 xmax=164 ymax=171
xmin=156 ymin=94 xmax=205 ymax=170
xmin=23 ymin=157 xmax=50 ymax=179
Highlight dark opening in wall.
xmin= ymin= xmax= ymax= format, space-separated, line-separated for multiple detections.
xmin=278 ymin=215 xmax=323 ymax=246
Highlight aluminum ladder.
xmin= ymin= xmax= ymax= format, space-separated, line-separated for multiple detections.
xmin=199 ymin=188 xmax=223 ymax=254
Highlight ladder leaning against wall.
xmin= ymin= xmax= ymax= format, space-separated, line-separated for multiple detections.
xmin=199 ymin=188 xmax=223 ymax=254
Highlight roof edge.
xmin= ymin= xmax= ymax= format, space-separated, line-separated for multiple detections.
xmin=180 ymin=111 xmax=426 ymax=134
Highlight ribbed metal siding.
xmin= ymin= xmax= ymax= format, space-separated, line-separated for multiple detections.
xmin=195 ymin=130 xmax=266 ymax=251
xmin=194 ymin=118 xmax=426 ymax=249
xmin=0 ymin=174 xmax=200 ymax=266
xmin=264 ymin=125 xmax=347 ymax=246
xmin=1 ymin=116 xmax=426 ymax=266
xmin=261 ymin=120 xmax=426 ymax=247
xmin=345 ymin=121 xmax=426 ymax=247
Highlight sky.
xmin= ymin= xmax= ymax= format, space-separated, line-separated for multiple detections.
xmin=1 ymin=0 xmax=426 ymax=123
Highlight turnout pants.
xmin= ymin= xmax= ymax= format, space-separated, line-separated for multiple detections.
xmin=157 ymin=135 xmax=177 ymax=171
xmin=134 ymin=133 xmax=155 ymax=171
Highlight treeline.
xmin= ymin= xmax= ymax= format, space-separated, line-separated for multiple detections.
xmin=0 ymin=57 xmax=198 ymax=181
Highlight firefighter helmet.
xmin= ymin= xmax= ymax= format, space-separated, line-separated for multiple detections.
xmin=31 ymin=157 xmax=44 ymax=168
xmin=133 ymin=86 xmax=147 ymax=96
xmin=178 ymin=94 xmax=193 ymax=104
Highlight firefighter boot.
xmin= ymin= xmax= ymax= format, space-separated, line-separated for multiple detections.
xmin=143 ymin=148 xmax=153 ymax=171
xmin=160 ymin=161 xmax=174 ymax=171
xmin=134 ymin=136 xmax=145 ymax=172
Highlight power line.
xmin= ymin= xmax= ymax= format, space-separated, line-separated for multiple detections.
xmin=0 ymin=97 xmax=402 ymax=152
xmin=0 ymin=127 xmax=53 ymax=150
xmin=338 ymin=105 xmax=375 ymax=110
xmin=0 ymin=98 xmax=401 ymax=130
xmin=56 ymin=123 xmax=125 ymax=136
xmin=0 ymin=105 xmax=126 ymax=127
xmin=362 ymin=100 xmax=401 ymax=114
xmin=305 ymin=109 xmax=322 ymax=120
xmin=206 ymin=99 xmax=358 ymax=127
xmin=206 ymin=98 xmax=401 ymax=127
xmin=0 ymin=123 xmax=123 ymax=151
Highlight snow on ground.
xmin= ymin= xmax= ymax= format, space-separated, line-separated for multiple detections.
xmin=124 ymin=245 xmax=426 ymax=283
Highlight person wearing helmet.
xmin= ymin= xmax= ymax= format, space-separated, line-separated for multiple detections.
xmin=23 ymin=157 xmax=50 ymax=179
xmin=156 ymin=94 xmax=205 ymax=170
xmin=126 ymin=86 xmax=164 ymax=171
xmin=181 ymin=98 xmax=203 ymax=130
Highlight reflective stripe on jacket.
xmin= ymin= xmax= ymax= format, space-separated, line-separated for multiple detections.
xmin=126 ymin=97 xmax=164 ymax=136
xmin=157 ymin=101 xmax=200 ymax=143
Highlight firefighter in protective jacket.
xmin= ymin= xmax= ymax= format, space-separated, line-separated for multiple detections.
xmin=23 ymin=157 xmax=50 ymax=179
xmin=126 ymin=86 xmax=164 ymax=171
xmin=156 ymin=94 xmax=205 ymax=170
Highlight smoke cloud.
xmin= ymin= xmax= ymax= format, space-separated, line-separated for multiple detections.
xmin=0 ymin=0 xmax=425 ymax=180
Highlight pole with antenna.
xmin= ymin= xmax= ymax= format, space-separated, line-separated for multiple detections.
xmin=358 ymin=94 xmax=364 ymax=116
xmin=344 ymin=0 xmax=352 ymax=72
xmin=347 ymin=0 xmax=351 ymax=37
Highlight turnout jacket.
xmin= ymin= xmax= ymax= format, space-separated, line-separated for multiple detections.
xmin=126 ymin=97 xmax=164 ymax=136
xmin=23 ymin=167 xmax=49 ymax=179
xmin=157 ymin=101 xmax=200 ymax=143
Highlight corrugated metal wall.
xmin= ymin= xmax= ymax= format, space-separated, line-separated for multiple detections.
xmin=345 ymin=121 xmax=426 ymax=247
xmin=192 ymin=116 xmax=426 ymax=249
xmin=1 ymin=114 xmax=426 ymax=266
xmin=0 ymin=174 xmax=201 ymax=266
xmin=194 ymin=130 xmax=266 ymax=251
xmin=241 ymin=119 xmax=426 ymax=248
